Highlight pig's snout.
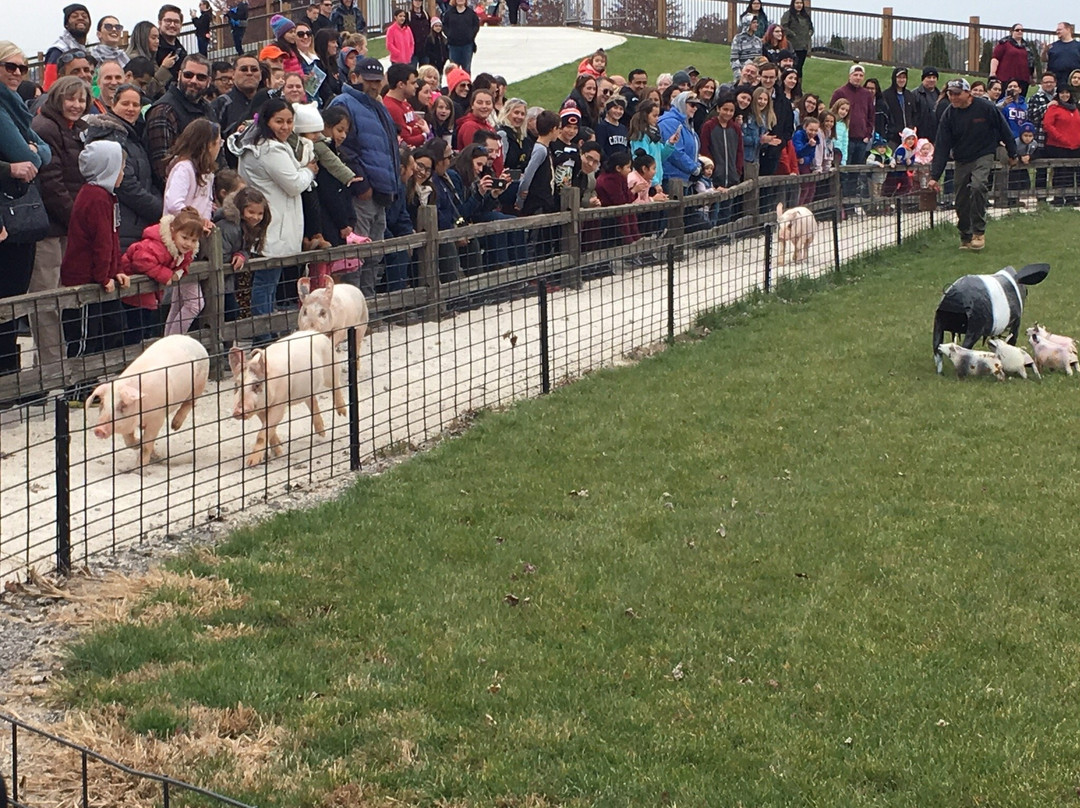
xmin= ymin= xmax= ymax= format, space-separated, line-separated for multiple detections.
xmin=94 ymin=424 xmax=113 ymax=439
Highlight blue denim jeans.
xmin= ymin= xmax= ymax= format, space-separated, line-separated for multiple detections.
xmin=250 ymin=266 xmax=282 ymax=318
xmin=448 ymin=43 xmax=473 ymax=74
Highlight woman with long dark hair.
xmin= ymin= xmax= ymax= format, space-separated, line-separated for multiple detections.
xmin=314 ymin=29 xmax=341 ymax=107
xmin=564 ymin=74 xmax=601 ymax=131
xmin=780 ymin=0 xmax=814 ymax=74
xmin=233 ymin=98 xmax=317 ymax=318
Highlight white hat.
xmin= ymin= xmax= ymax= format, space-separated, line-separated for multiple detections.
xmin=292 ymin=101 xmax=323 ymax=134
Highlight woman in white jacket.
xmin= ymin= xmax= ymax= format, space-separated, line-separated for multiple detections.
xmin=233 ymin=98 xmax=317 ymax=319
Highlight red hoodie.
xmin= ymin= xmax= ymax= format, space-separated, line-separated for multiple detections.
xmin=60 ymin=184 xmax=122 ymax=288
xmin=383 ymin=94 xmax=427 ymax=147
xmin=595 ymin=170 xmax=641 ymax=244
xmin=455 ymin=113 xmax=504 ymax=173
xmin=119 ymin=216 xmax=196 ymax=310
xmin=1043 ymin=104 xmax=1080 ymax=150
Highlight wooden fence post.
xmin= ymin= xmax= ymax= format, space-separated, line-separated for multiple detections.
xmin=727 ymin=0 xmax=737 ymax=44
xmin=881 ymin=7 xmax=894 ymax=63
xmin=657 ymin=0 xmax=667 ymax=38
xmin=968 ymin=16 xmax=980 ymax=72
xmin=417 ymin=204 xmax=441 ymax=320
xmin=561 ymin=188 xmax=582 ymax=288
xmin=201 ymin=228 xmax=227 ymax=378
xmin=593 ymin=0 xmax=601 ymax=31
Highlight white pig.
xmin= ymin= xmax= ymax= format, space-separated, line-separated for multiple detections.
xmin=229 ymin=330 xmax=336 ymax=467
xmin=85 ymin=334 xmax=210 ymax=466
xmin=936 ymin=343 xmax=1005 ymax=380
xmin=296 ymin=277 xmax=369 ymax=353
xmin=776 ymin=203 xmax=816 ymax=266
xmin=1026 ymin=330 xmax=1079 ymax=376
xmin=988 ymin=338 xmax=1040 ymax=380
xmin=1028 ymin=323 xmax=1078 ymax=355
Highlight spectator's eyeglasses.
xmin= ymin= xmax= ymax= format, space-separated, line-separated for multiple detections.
xmin=415 ymin=163 xmax=432 ymax=174
xmin=57 ymin=49 xmax=88 ymax=65
xmin=1012 ymin=27 xmax=1023 ymax=32
xmin=297 ymin=30 xmax=312 ymax=37
xmin=182 ymin=70 xmax=211 ymax=81
xmin=1 ymin=62 xmax=29 ymax=75
xmin=101 ymin=23 xmax=123 ymax=32
xmin=161 ymin=16 xmax=183 ymax=24
xmin=600 ymin=89 xmax=613 ymax=96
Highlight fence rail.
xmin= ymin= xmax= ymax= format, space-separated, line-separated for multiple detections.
xmin=1 ymin=712 xmax=259 ymax=808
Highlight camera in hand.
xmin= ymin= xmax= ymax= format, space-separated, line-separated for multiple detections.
xmin=490 ymin=177 xmax=508 ymax=190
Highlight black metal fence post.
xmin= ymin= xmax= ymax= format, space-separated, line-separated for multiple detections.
xmin=832 ymin=209 xmax=841 ymax=272
xmin=763 ymin=224 xmax=773 ymax=293
xmin=666 ymin=243 xmax=675 ymax=343
xmin=895 ymin=204 xmax=903 ymax=246
xmin=11 ymin=721 xmax=17 ymax=805
xmin=54 ymin=397 xmax=71 ymax=576
xmin=537 ymin=277 xmax=550 ymax=394
xmin=930 ymin=206 xmax=935 ymax=229
xmin=82 ymin=749 xmax=89 ymax=808
xmin=347 ymin=326 xmax=361 ymax=472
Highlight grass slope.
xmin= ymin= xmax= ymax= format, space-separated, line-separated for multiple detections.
xmin=65 ymin=209 xmax=1080 ymax=807
xmin=506 ymin=34 xmax=968 ymax=112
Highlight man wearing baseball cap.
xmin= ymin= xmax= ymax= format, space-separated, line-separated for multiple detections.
xmin=927 ymin=78 xmax=1017 ymax=251
xmin=329 ymin=56 xmax=400 ymax=295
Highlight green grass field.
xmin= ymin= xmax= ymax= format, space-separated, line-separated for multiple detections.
xmin=507 ymin=35 xmax=969 ymax=113
xmin=61 ymin=208 xmax=1080 ymax=807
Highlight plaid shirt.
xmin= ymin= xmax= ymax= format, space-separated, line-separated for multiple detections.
xmin=1027 ymin=88 xmax=1054 ymax=149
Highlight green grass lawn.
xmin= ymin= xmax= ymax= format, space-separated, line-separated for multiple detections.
xmin=63 ymin=209 xmax=1080 ymax=807
xmin=508 ymin=34 xmax=968 ymax=113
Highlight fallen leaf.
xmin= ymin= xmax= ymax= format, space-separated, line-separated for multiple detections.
xmin=731 ymin=498 xmax=739 ymax=508
xmin=738 ymin=677 xmax=753 ymax=685
xmin=487 ymin=683 xmax=501 ymax=694
xmin=568 ymin=489 xmax=590 ymax=498
xmin=936 ymin=719 xmax=950 ymax=727
xmin=503 ymin=594 xmax=519 ymax=606
xmin=767 ymin=679 xmax=780 ymax=689
xmin=795 ymin=572 xmax=809 ymax=579
xmin=716 ymin=524 xmax=727 ymax=538
xmin=484 ymin=713 xmax=497 ymax=726
xmin=671 ymin=662 xmax=685 ymax=681
xmin=843 ymin=737 xmax=853 ymax=746
xmin=624 ymin=607 xmax=638 ymax=619
xmin=522 ymin=563 xmax=537 ymax=575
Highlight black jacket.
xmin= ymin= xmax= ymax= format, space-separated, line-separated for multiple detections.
xmin=442 ymin=5 xmax=479 ymax=47
xmin=930 ymin=96 xmax=1018 ymax=178
xmin=881 ymin=68 xmax=918 ymax=146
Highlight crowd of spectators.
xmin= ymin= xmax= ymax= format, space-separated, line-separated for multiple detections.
xmin=1 ymin=0 xmax=1079 ymax=384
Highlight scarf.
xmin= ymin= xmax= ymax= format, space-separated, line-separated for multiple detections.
xmin=645 ymin=123 xmax=661 ymax=144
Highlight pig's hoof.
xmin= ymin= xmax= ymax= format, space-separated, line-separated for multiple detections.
xmin=245 ymin=453 xmax=265 ymax=467
xmin=335 ymin=405 xmax=346 ymax=417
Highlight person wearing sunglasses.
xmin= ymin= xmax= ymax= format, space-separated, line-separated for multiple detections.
xmin=91 ymin=16 xmax=130 ymax=68
xmin=43 ymin=3 xmax=92 ymax=89
xmin=293 ymin=25 xmax=318 ymax=69
xmin=0 ymin=41 xmax=52 ymax=377
xmin=145 ymin=53 xmax=217 ymax=188
xmin=990 ymin=24 xmax=1033 ymax=98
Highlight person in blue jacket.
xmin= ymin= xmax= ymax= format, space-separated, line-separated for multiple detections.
xmin=383 ymin=145 xmax=416 ymax=292
xmin=329 ymin=57 xmax=400 ymax=296
xmin=657 ymin=90 xmax=703 ymax=195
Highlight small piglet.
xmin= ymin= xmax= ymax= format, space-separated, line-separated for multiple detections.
xmin=1026 ymin=329 xmax=1079 ymax=376
xmin=1029 ymin=323 xmax=1078 ymax=355
xmin=988 ymin=338 xmax=1040 ymax=380
xmin=937 ymin=343 xmax=1005 ymax=381
xmin=86 ymin=334 xmax=210 ymax=466
xmin=229 ymin=330 xmax=336 ymax=467
xmin=297 ymin=277 xmax=369 ymax=353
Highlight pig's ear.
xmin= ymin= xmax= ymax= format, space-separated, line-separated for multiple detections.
xmin=297 ymin=276 xmax=312 ymax=302
xmin=228 ymin=345 xmax=246 ymax=376
xmin=248 ymin=349 xmax=266 ymax=379
xmin=775 ymin=202 xmax=784 ymax=219
xmin=323 ymin=276 xmax=335 ymax=297
xmin=1014 ymin=263 xmax=1049 ymax=286
xmin=85 ymin=385 xmax=105 ymax=409
xmin=117 ymin=386 xmax=143 ymax=410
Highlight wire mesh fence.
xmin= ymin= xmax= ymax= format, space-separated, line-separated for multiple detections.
xmin=5 ymin=161 xmax=1072 ymax=586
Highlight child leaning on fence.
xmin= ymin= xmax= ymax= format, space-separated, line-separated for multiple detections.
xmin=214 ymin=187 xmax=270 ymax=321
xmin=120 ymin=208 xmax=204 ymax=343
xmin=61 ymin=140 xmax=132 ymax=353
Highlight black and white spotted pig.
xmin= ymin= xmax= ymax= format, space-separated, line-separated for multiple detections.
xmin=933 ymin=263 xmax=1049 ymax=373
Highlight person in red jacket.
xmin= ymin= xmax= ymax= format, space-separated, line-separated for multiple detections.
xmin=382 ymin=63 xmax=429 ymax=146
xmin=455 ymin=88 xmax=496 ymax=151
xmin=990 ymin=24 xmax=1034 ymax=97
xmin=60 ymin=139 xmax=130 ymax=355
xmin=1042 ymin=85 xmax=1080 ymax=205
xmin=119 ymin=208 xmax=203 ymax=343
xmin=595 ymin=149 xmax=649 ymax=267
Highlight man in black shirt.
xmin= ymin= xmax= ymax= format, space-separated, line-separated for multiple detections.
xmin=928 ymin=78 xmax=1017 ymax=252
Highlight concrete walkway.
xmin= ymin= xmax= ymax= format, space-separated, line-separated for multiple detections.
xmin=381 ymin=26 xmax=627 ymax=82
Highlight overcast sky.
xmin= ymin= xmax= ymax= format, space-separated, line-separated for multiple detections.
xmin=6 ymin=0 xmax=1067 ymax=60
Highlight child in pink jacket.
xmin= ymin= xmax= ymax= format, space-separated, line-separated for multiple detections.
xmin=386 ymin=9 xmax=416 ymax=64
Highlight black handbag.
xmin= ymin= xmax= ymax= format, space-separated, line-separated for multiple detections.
xmin=1 ymin=179 xmax=50 ymax=245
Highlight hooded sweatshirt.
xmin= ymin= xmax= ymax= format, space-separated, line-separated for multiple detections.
xmin=891 ymin=127 xmax=918 ymax=166
xmin=657 ymin=92 xmax=702 ymax=183
xmin=121 ymin=215 xmax=197 ymax=309
xmin=730 ymin=18 xmax=763 ymax=78
xmin=881 ymin=67 xmax=917 ymax=146
xmin=61 ymin=140 xmax=124 ymax=288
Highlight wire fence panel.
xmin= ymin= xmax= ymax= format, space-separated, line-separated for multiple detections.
xmin=2 ymin=161 xmax=1077 ymax=585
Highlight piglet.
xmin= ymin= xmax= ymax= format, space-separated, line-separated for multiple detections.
xmin=85 ymin=334 xmax=210 ymax=466
xmin=229 ymin=330 xmax=336 ymax=467
xmin=1026 ymin=329 xmax=1079 ymax=376
xmin=988 ymin=338 xmax=1040 ymax=380
xmin=1029 ymin=323 xmax=1078 ymax=355
xmin=297 ymin=276 xmax=369 ymax=352
xmin=936 ymin=343 xmax=1005 ymax=381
